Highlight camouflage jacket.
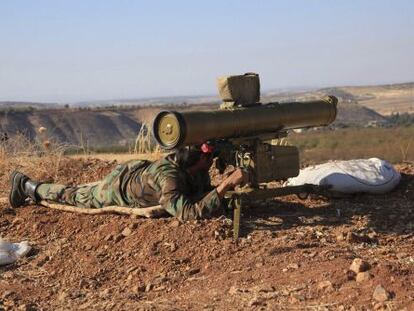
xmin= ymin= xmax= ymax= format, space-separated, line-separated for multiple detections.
xmin=123 ymin=155 xmax=222 ymax=221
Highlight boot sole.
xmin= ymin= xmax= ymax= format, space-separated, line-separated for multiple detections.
xmin=9 ymin=171 xmax=23 ymax=208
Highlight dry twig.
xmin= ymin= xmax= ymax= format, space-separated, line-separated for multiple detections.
xmin=39 ymin=200 xmax=167 ymax=218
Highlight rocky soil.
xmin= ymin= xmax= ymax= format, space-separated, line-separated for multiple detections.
xmin=0 ymin=159 xmax=413 ymax=310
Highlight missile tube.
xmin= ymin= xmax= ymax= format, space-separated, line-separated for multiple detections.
xmin=152 ymin=96 xmax=337 ymax=149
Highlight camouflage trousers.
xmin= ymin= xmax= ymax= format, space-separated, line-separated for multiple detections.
xmin=36 ymin=160 xmax=148 ymax=208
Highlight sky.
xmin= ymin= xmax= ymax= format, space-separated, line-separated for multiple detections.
xmin=0 ymin=0 xmax=413 ymax=103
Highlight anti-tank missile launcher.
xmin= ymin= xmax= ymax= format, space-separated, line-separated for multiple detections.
xmin=152 ymin=73 xmax=338 ymax=239
xmin=152 ymin=96 xmax=337 ymax=150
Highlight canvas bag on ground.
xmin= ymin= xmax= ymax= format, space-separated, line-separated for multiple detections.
xmin=286 ymin=158 xmax=401 ymax=194
xmin=0 ymin=238 xmax=31 ymax=266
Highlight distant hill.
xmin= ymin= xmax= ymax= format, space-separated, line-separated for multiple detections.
xmin=1 ymin=81 xmax=413 ymax=148
xmin=261 ymin=86 xmax=391 ymax=127
xmin=0 ymin=104 xmax=215 ymax=150
xmin=0 ymin=108 xmax=142 ymax=149
xmin=262 ymin=82 xmax=414 ymax=116
xmin=0 ymin=101 xmax=60 ymax=110
xmin=334 ymin=83 xmax=414 ymax=115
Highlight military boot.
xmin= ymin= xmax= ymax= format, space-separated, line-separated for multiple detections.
xmin=9 ymin=171 xmax=41 ymax=208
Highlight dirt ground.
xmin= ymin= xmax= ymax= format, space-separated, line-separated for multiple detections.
xmin=0 ymin=158 xmax=413 ymax=310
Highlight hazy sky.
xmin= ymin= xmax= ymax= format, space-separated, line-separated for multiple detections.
xmin=1 ymin=1 xmax=413 ymax=102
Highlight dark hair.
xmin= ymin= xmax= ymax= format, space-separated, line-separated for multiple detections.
xmin=174 ymin=146 xmax=203 ymax=168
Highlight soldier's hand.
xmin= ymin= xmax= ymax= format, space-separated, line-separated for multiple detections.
xmin=224 ymin=168 xmax=249 ymax=188
xmin=216 ymin=168 xmax=250 ymax=199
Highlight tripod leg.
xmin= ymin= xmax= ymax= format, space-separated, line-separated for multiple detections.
xmin=233 ymin=197 xmax=242 ymax=240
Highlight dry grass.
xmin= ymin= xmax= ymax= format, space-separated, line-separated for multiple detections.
xmin=0 ymin=132 xmax=117 ymax=197
xmin=0 ymin=135 xmax=65 ymax=185
xmin=290 ymin=127 xmax=414 ymax=164
xmin=133 ymin=122 xmax=161 ymax=155
xmin=0 ymin=133 xmax=65 ymax=194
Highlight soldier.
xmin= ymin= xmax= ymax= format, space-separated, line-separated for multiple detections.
xmin=9 ymin=144 xmax=248 ymax=221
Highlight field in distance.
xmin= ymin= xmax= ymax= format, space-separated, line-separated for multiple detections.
xmin=264 ymin=82 xmax=414 ymax=116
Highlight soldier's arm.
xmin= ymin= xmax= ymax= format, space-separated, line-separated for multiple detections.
xmin=159 ymin=169 xmax=248 ymax=221
xmin=159 ymin=176 xmax=223 ymax=221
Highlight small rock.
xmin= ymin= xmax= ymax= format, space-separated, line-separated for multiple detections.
xmin=104 ymin=234 xmax=113 ymax=241
xmin=18 ymin=304 xmax=29 ymax=311
xmin=349 ymin=258 xmax=370 ymax=273
xmin=131 ymin=285 xmax=145 ymax=293
xmin=289 ymin=293 xmax=305 ymax=303
xmin=2 ymin=290 xmax=14 ymax=298
xmin=286 ymin=263 xmax=299 ymax=270
xmin=356 ymin=271 xmax=372 ymax=283
xmin=228 ymin=286 xmax=240 ymax=295
xmin=12 ymin=218 xmax=22 ymax=225
xmin=373 ymin=302 xmax=386 ymax=311
xmin=153 ymin=275 xmax=169 ymax=285
xmin=36 ymin=256 xmax=50 ymax=268
xmin=317 ymin=280 xmax=334 ymax=293
xmin=346 ymin=270 xmax=357 ymax=280
xmin=248 ymin=296 xmax=264 ymax=307
xmin=121 ymin=227 xmax=132 ymax=237
xmin=129 ymin=223 xmax=138 ymax=230
xmin=126 ymin=266 xmax=137 ymax=274
xmin=170 ymin=243 xmax=177 ymax=252
xmin=164 ymin=242 xmax=177 ymax=252
xmin=57 ymin=291 xmax=68 ymax=302
xmin=170 ymin=220 xmax=180 ymax=228
xmin=99 ymin=288 xmax=111 ymax=297
xmin=78 ymin=279 xmax=88 ymax=288
xmin=113 ymin=234 xmax=124 ymax=243
xmin=372 ymin=285 xmax=391 ymax=302
xmin=145 ymin=283 xmax=153 ymax=292
xmin=347 ymin=232 xmax=378 ymax=244
xmin=257 ymin=285 xmax=276 ymax=293
xmin=153 ymin=285 xmax=167 ymax=292
xmin=396 ymin=252 xmax=407 ymax=260
xmin=187 ymin=268 xmax=200 ymax=276
xmin=255 ymin=262 xmax=264 ymax=268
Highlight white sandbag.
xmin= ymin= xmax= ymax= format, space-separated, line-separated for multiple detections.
xmin=0 ymin=238 xmax=31 ymax=266
xmin=286 ymin=158 xmax=401 ymax=194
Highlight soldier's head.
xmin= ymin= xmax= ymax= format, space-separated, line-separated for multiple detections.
xmin=175 ymin=143 xmax=214 ymax=174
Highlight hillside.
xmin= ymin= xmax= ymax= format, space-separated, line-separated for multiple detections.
xmin=339 ymin=83 xmax=414 ymax=115
xmin=0 ymin=109 xmax=144 ymax=149
xmin=263 ymin=82 xmax=414 ymax=116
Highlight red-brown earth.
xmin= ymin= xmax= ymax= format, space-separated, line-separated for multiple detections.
xmin=0 ymin=158 xmax=413 ymax=310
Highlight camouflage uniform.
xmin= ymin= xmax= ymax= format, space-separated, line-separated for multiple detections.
xmin=36 ymin=155 xmax=222 ymax=221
